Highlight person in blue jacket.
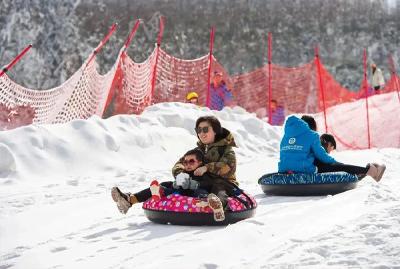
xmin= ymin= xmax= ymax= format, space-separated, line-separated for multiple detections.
xmin=278 ymin=115 xmax=386 ymax=182
xmin=270 ymin=99 xmax=285 ymax=126
xmin=210 ymin=71 xmax=233 ymax=111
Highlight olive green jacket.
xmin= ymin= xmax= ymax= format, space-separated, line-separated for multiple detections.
xmin=172 ymin=128 xmax=238 ymax=185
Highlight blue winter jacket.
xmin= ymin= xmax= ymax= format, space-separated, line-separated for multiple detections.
xmin=210 ymin=83 xmax=233 ymax=111
xmin=271 ymin=106 xmax=285 ymax=126
xmin=278 ymin=116 xmax=337 ymax=173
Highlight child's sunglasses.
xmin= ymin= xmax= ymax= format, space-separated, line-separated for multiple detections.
xmin=183 ymin=158 xmax=197 ymax=165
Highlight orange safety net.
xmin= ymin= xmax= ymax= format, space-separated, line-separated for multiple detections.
xmin=0 ymin=54 xmax=116 ymax=130
xmin=231 ymin=61 xmax=318 ymax=117
xmin=153 ymin=48 xmax=210 ymax=106
xmin=104 ymin=46 xmax=211 ymax=115
xmin=317 ymin=61 xmax=400 ymax=150
xmin=103 ymin=48 xmax=157 ymax=117
xmin=1 ymin=41 xmax=399 ymax=150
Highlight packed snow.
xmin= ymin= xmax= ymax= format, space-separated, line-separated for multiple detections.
xmin=1 ymin=92 xmax=399 ymax=269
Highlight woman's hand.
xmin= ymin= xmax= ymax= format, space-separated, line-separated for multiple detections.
xmin=194 ymin=166 xmax=207 ymax=176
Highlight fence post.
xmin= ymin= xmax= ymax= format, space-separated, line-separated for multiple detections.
xmin=206 ymin=26 xmax=215 ymax=108
xmin=267 ymin=32 xmax=272 ymax=124
xmin=102 ymin=20 xmax=141 ymax=117
xmin=0 ymin=44 xmax=33 ymax=77
xmin=123 ymin=20 xmax=141 ymax=51
xmin=388 ymin=54 xmax=400 ymax=104
xmin=86 ymin=23 xmax=118 ymax=68
xmin=315 ymin=45 xmax=328 ymax=133
xmin=150 ymin=16 xmax=165 ymax=103
xmin=363 ymin=49 xmax=371 ymax=149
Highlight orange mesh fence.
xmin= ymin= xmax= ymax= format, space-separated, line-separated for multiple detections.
xmin=317 ymin=87 xmax=400 ymax=150
xmin=231 ymin=65 xmax=268 ymax=117
xmin=231 ymin=61 xmax=318 ymax=118
xmin=367 ymin=88 xmax=400 ymax=148
xmin=152 ymin=48 xmax=210 ymax=106
xmin=381 ymin=74 xmax=400 ymax=97
xmin=52 ymin=57 xmax=116 ymax=124
xmin=316 ymin=57 xmax=368 ymax=150
xmin=0 ymin=103 xmax=35 ymax=130
xmin=1 ymin=38 xmax=399 ymax=150
xmin=103 ymin=49 xmax=157 ymax=117
xmin=320 ymin=96 xmax=370 ymax=150
xmin=0 ymin=54 xmax=116 ymax=130
xmin=270 ymin=62 xmax=318 ymax=114
xmin=316 ymin=61 xmax=359 ymax=110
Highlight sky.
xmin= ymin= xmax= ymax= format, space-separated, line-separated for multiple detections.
xmin=1 ymin=92 xmax=400 ymax=268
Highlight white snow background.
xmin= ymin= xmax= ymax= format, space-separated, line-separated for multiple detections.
xmin=1 ymin=92 xmax=399 ymax=269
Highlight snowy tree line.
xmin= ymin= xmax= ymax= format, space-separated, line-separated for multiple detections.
xmin=0 ymin=0 xmax=398 ymax=90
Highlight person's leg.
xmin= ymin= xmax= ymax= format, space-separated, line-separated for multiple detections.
xmin=316 ymin=162 xmax=369 ymax=174
xmin=206 ymin=181 xmax=231 ymax=222
xmin=210 ymin=182 xmax=229 ymax=208
xmin=315 ymin=162 xmax=386 ymax=182
xmin=207 ymin=193 xmax=225 ymax=222
xmin=133 ymin=181 xmax=174 ymax=201
xmin=197 ymin=178 xmax=214 ymax=193
xmin=111 ymin=187 xmax=137 ymax=214
xmin=192 ymin=188 xmax=209 ymax=198
xmin=150 ymin=180 xmax=176 ymax=200
xmin=365 ymin=163 xmax=386 ymax=182
xmin=111 ymin=181 xmax=174 ymax=214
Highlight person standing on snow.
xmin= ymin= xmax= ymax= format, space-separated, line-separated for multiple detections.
xmin=270 ymin=99 xmax=285 ymax=126
xmin=371 ymin=63 xmax=385 ymax=92
xmin=210 ymin=71 xmax=233 ymax=111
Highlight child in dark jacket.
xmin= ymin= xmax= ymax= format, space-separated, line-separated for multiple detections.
xmin=320 ymin=133 xmax=336 ymax=154
xmin=111 ymin=149 xmax=210 ymax=215
xmin=170 ymin=148 xmax=211 ymax=197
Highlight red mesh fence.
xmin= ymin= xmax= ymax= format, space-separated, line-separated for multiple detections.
xmin=153 ymin=48 xmax=210 ymax=106
xmin=315 ymin=54 xmax=400 ymax=150
xmin=1 ymin=33 xmax=399 ymax=150
xmin=231 ymin=61 xmax=318 ymax=118
xmin=271 ymin=62 xmax=318 ymax=114
xmin=231 ymin=65 xmax=268 ymax=116
xmin=316 ymin=61 xmax=360 ymax=111
xmin=103 ymin=49 xmax=157 ymax=117
xmin=0 ymin=54 xmax=114 ymax=129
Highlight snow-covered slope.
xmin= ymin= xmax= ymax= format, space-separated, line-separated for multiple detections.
xmin=0 ymin=100 xmax=399 ymax=268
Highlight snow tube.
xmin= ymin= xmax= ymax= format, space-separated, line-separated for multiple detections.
xmin=142 ymin=193 xmax=257 ymax=226
xmin=258 ymin=172 xmax=358 ymax=196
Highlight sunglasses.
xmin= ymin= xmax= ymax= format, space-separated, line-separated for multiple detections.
xmin=196 ymin=126 xmax=210 ymax=134
xmin=183 ymin=158 xmax=197 ymax=165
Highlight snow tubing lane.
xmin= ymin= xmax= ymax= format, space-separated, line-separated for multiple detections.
xmin=258 ymin=172 xmax=358 ymax=196
xmin=142 ymin=193 xmax=257 ymax=226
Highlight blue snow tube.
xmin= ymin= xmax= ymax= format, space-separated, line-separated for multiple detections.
xmin=258 ymin=172 xmax=358 ymax=196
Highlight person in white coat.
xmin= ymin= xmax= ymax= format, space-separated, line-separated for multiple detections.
xmin=371 ymin=63 xmax=385 ymax=92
